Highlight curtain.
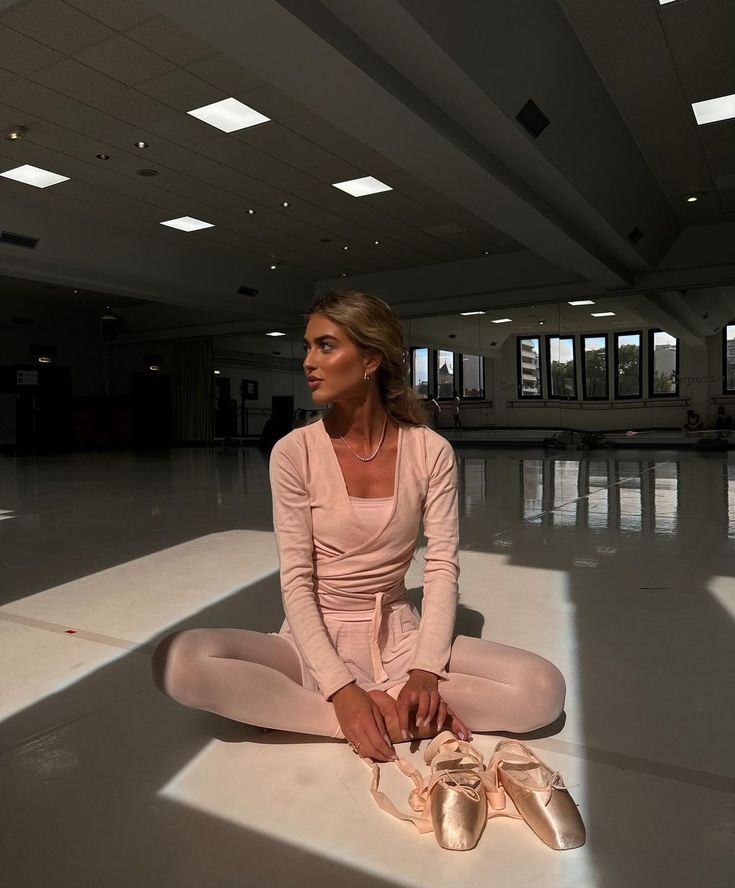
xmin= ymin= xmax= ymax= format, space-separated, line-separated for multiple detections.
xmin=173 ymin=337 xmax=214 ymax=443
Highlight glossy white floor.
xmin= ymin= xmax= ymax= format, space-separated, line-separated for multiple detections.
xmin=1 ymin=444 xmax=734 ymax=887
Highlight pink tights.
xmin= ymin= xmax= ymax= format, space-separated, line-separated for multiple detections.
xmin=152 ymin=629 xmax=565 ymax=738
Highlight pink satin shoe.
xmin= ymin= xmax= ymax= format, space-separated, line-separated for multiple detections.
xmin=369 ymin=731 xmax=512 ymax=851
xmin=486 ymin=739 xmax=586 ymax=850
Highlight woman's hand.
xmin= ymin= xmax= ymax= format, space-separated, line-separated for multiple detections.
xmin=331 ymin=683 xmax=396 ymax=762
xmin=396 ymin=670 xmax=471 ymax=741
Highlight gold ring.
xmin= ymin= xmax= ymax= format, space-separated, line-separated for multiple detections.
xmin=348 ymin=740 xmax=361 ymax=754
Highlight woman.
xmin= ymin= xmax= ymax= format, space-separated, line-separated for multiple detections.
xmin=152 ymin=291 xmax=565 ymax=763
xmin=452 ymin=389 xmax=462 ymax=429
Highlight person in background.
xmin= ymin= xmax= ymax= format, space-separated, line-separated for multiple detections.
xmin=714 ymin=405 xmax=732 ymax=430
xmin=452 ymin=389 xmax=462 ymax=430
xmin=429 ymin=393 xmax=441 ymax=428
xmin=683 ymin=409 xmax=704 ymax=431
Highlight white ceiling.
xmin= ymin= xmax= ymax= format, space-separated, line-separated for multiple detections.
xmin=0 ymin=0 xmax=733 ymax=336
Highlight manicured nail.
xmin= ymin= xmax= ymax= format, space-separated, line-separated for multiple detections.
xmin=383 ymin=733 xmax=391 ymax=746
xmin=437 ymin=719 xmax=445 ymax=732
xmin=415 ymin=717 xmax=423 ymax=727
xmin=401 ymin=729 xmax=409 ymax=740
xmin=458 ymin=731 xmax=466 ymax=740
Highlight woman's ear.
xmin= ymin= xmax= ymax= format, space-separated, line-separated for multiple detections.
xmin=363 ymin=351 xmax=382 ymax=376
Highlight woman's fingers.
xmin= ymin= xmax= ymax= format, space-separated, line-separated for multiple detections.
xmin=436 ymin=699 xmax=447 ymax=732
xmin=369 ymin=706 xmax=396 ymax=760
xmin=395 ymin=696 xmax=412 ymax=740
xmin=446 ymin=704 xmax=471 ymax=741
xmin=416 ymin=689 xmax=442 ymax=728
xmin=354 ymin=730 xmax=386 ymax=762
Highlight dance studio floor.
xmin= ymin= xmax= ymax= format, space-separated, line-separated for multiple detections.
xmin=1 ymin=445 xmax=733 ymax=888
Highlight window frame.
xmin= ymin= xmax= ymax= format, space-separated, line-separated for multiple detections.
xmin=545 ymin=334 xmax=577 ymax=400
xmin=648 ymin=329 xmax=680 ymax=398
xmin=614 ymin=330 xmax=643 ymax=400
xmin=409 ymin=346 xmax=429 ymax=399
xmin=458 ymin=353 xmax=485 ymax=400
xmin=435 ymin=348 xmax=456 ymax=400
xmin=516 ymin=336 xmax=543 ymax=399
xmin=581 ymin=333 xmax=609 ymax=401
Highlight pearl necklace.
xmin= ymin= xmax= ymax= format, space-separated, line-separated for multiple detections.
xmin=339 ymin=414 xmax=388 ymax=462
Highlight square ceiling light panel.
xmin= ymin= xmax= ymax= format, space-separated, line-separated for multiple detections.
xmin=568 ymin=300 xmax=595 ymax=306
xmin=332 ymin=176 xmax=392 ymax=197
xmin=160 ymin=216 xmax=214 ymax=232
xmin=491 ymin=318 xmax=513 ymax=324
xmin=187 ymin=97 xmax=270 ymax=133
xmin=591 ymin=312 xmax=616 ymax=317
xmin=692 ymin=93 xmax=735 ymax=126
xmin=1 ymin=164 xmax=69 ymax=188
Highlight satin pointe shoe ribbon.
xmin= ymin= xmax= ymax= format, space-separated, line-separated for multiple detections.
xmin=486 ymin=739 xmax=586 ymax=850
xmin=367 ymin=732 xmax=520 ymax=851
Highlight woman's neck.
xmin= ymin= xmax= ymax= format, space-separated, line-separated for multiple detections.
xmin=326 ymin=394 xmax=389 ymax=446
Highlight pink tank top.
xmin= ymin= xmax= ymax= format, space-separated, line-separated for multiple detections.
xmin=349 ymin=495 xmax=394 ymax=537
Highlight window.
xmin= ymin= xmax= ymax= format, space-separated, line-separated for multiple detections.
xmin=547 ymin=335 xmax=577 ymax=399
xmin=517 ymin=337 xmax=542 ymax=398
xmin=723 ymin=324 xmax=735 ymax=394
xmin=461 ymin=354 xmax=484 ymax=399
xmin=436 ymin=350 xmax=455 ymax=398
xmin=582 ymin=335 xmax=608 ymax=400
xmin=411 ymin=347 xmax=428 ymax=398
xmin=614 ymin=332 xmax=641 ymax=399
xmin=648 ymin=330 xmax=679 ymax=396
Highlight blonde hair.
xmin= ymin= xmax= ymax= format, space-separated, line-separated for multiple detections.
xmin=306 ymin=290 xmax=426 ymax=426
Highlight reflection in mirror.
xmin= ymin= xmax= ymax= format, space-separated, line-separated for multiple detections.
xmin=412 ymin=347 xmax=428 ymax=398
xmin=726 ymin=465 xmax=735 ymax=540
xmin=616 ymin=460 xmax=643 ymax=532
xmin=615 ymin=332 xmax=641 ymax=399
xmin=552 ymin=460 xmax=580 ymax=527
xmin=548 ymin=336 xmax=576 ymax=399
xmin=460 ymin=458 xmax=487 ymax=514
xmin=585 ymin=459 xmax=610 ymax=529
xmin=521 ymin=459 xmax=544 ymax=524
xmin=652 ymin=461 xmax=678 ymax=535
xmin=437 ymin=349 xmax=455 ymax=398
xmin=726 ymin=324 xmax=735 ymax=391
xmin=518 ymin=337 xmax=542 ymax=397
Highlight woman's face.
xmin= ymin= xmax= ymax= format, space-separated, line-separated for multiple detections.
xmin=303 ymin=313 xmax=377 ymax=404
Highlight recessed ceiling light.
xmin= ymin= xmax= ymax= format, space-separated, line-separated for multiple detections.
xmin=269 ymin=263 xmax=278 ymax=270
xmin=341 ymin=273 xmax=348 ymax=277
xmin=134 ymin=140 xmax=148 ymax=149
xmin=683 ymin=192 xmax=704 ymax=203
xmin=692 ymin=93 xmax=735 ymax=126
xmin=1 ymin=164 xmax=69 ymax=188
xmin=247 ymin=208 xmax=256 ymax=215
xmin=281 ymin=201 xmax=290 ymax=208
xmin=160 ymin=216 xmax=214 ymax=232
xmin=591 ymin=311 xmax=616 ymax=317
xmin=332 ymin=176 xmax=392 ymax=197
xmin=5 ymin=125 xmax=27 ymax=141
xmin=483 ymin=250 xmax=490 ymax=255
xmin=568 ymin=300 xmax=595 ymax=306
xmin=96 ymin=153 xmax=110 ymax=160
xmin=343 ymin=245 xmax=350 ymax=251
xmin=266 ymin=331 xmax=286 ymax=337
xmin=373 ymin=240 xmax=380 ymax=245
xmin=213 ymin=369 xmax=221 ymax=375
xmin=187 ymin=97 xmax=270 ymax=133
xmin=460 ymin=311 xmax=486 ymax=316
xmin=659 ymin=0 xmax=680 ymax=4
xmin=539 ymin=321 xmax=544 ymax=326
xmin=491 ymin=318 xmax=512 ymax=324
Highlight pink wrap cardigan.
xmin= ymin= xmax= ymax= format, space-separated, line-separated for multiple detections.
xmin=269 ymin=420 xmax=459 ymax=699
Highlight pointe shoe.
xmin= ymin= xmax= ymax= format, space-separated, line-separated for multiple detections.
xmin=488 ymin=739 xmax=586 ymax=850
xmin=422 ymin=731 xmax=488 ymax=850
xmin=368 ymin=732 xmax=492 ymax=850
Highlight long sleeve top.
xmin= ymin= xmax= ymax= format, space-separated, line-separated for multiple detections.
xmin=269 ymin=420 xmax=459 ymax=699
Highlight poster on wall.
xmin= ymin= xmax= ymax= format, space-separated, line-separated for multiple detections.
xmin=240 ymin=379 xmax=258 ymax=400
